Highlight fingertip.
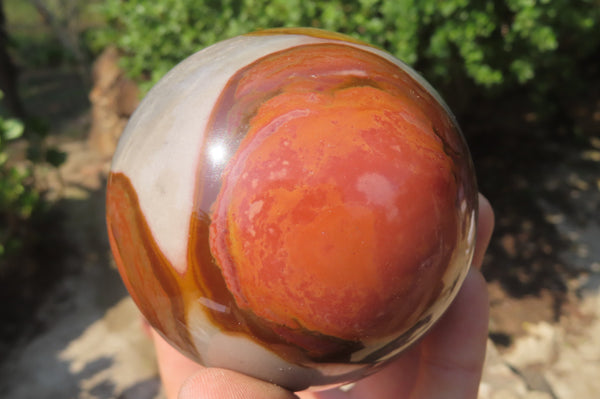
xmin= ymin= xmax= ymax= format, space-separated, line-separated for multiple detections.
xmin=473 ymin=193 xmax=495 ymax=269
xmin=179 ymin=368 xmax=298 ymax=399
xmin=478 ymin=194 xmax=494 ymax=233
xmin=151 ymin=330 xmax=204 ymax=399
xmin=411 ymin=268 xmax=489 ymax=399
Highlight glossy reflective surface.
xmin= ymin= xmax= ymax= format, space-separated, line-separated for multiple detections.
xmin=106 ymin=28 xmax=478 ymax=391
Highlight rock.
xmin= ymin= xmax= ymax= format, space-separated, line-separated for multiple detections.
xmin=479 ymin=340 xmax=537 ymax=399
xmin=88 ymin=46 xmax=140 ymax=158
xmin=59 ymin=298 xmax=162 ymax=398
xmin=479 ymin=338 xmax=557 ymax=399
xmin=488 ymin=291 xmax=600 ymax=399
xmin=503 ymin=322 xmax=559 ymax=368
xmin=488 ymin=281 xmax=557 ymax=339
xmin=544 ymin=293 xmax=600 ymax=398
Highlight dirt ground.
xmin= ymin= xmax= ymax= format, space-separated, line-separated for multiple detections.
xmin=0 ymin=64 xmax=599 ymax=398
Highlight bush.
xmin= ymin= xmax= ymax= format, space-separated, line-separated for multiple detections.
xmin=0 ymin=96 xmax=66 ymax=270
xmin=93 ymin=0 xmax=600 ymax=108
xmin=0 ymin=106 xmax=38 ymax=262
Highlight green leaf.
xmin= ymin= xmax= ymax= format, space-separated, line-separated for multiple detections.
xmin=2 ymin=119 xmax=24 ymax=141
xmin=511 ymin=59 xmax=535 ymax=83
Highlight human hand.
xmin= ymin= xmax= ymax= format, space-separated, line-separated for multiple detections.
xmin=151 ymin=194 xmax=494 ymax=399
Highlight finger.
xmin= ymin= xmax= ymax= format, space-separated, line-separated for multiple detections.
xmin=473 ymin=193 xmax=495 ymax=270
xmin=152 ymin=329 xmax=298 ymax=399
xmin=339 ymin=268 xmax=488 ymax=399
xmin=325 ymin=344 xmax=421 ymax=399
xmin=408 ymin=268 xmax=489 ymax=399
xmin=151 ymin=329 xmax=204 ymax=399
xmin=179 ymin=368 xmax=298 ymax=399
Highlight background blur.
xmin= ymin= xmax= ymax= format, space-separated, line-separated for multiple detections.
xmin=0 ymin=1 xmax=599 ymax=398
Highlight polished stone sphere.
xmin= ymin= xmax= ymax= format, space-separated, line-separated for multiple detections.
xmin=106 ymin=28 xmax=478 ymax=391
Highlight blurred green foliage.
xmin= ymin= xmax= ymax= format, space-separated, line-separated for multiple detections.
xmin=93 ymin=0 xmax=600 ymax=102
xmin=0 ymin=96 xmax=38 ymax=260
xmin=0 ymin=113 xmax=67 ymax=270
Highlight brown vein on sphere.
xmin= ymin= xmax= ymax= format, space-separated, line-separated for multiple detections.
xmin=186 ymin=207 xmax=363 ymax=362
xmin=245 ymin=27 xmax=372 ymax=48
xmin=106 ymin=172 xmax=200 ymax=360
xmin=186 ymin=209 xmax=240 ymax=327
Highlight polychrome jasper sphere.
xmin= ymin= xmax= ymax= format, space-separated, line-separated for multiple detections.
xmin=106 ymin=28 xmax=478 ymax=391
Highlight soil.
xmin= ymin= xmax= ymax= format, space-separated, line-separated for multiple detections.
xmin=465 ymin=87 xmax=600 ymax=345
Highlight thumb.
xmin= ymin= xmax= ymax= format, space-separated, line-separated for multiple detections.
xmin=178 ymin=368 xmax=298 ymax=399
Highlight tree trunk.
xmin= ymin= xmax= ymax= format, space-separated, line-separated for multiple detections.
xmin=0 ymin=0 xmax=26 ymax=118
xmin=29 ymin=0 xmax=90 ymax=87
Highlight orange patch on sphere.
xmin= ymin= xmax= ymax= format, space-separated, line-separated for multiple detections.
xmin=210 ymin=85 xmax=458 ymax=340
